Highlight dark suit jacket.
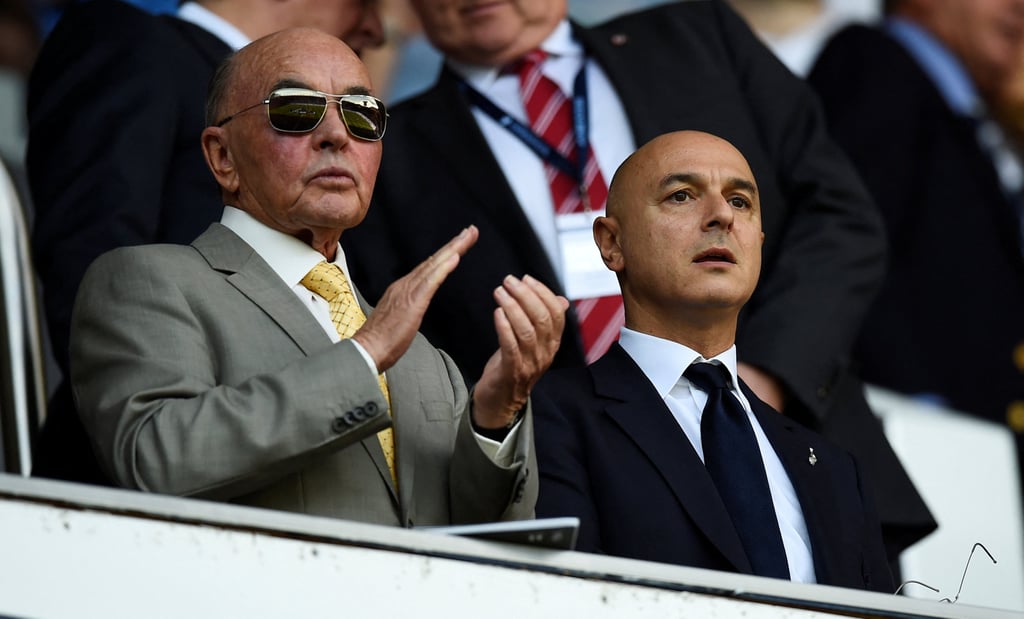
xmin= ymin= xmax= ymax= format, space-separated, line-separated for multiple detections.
xmin=343 ymin=0 xmax=935 ymax=552
xmin=26 ymin=0 xmax=231 ymax=483
xmin=69 ymin=223 xmax=537 ymax=526
xmin=533 ymin=343 xmax=893 ymax=592
xmin=809 ymin=25 xmax=1024 ymax=446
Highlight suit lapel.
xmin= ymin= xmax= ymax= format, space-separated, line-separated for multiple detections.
xmin=576 ymin=22 xmax=668 ymax=148
xmin=410 ymin=69 xmax=567 ymax=292
xmin=192 ymin=224 xmax=334 ymax=358
xmin=745 ymin=387 xmax=841 ymax=582
xmin=593 ymin=345 xmax=751 ymax=572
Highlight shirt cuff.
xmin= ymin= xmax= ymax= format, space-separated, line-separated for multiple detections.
xmin=349 ymin=338 xmax=386 ymax=388
xmin=473 ymin=420 xmax=522 ymax=467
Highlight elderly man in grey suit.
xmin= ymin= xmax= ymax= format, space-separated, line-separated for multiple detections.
xmin=69 ymin=27 xmax=568 ymax=527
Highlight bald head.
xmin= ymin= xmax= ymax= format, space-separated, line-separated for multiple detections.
xmin=607 ymin=131 xmax=758 ymax=221
xmin=207 ymin=28 xmax=367 ymax=127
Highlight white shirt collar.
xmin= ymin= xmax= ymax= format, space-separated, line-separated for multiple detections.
xmin=219 ymin=206 xmax=352 ymax=287
xmin=447 ymin=20 xmax=580 ymax=90
xmin=617 ymin=327 xmax=740 ymax=397
xmin=176 ymin=1 xmax=251 ymax=51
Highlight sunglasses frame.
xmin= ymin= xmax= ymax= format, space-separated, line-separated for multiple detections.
xmin=215 ymin=87 xmax=388 ymax=141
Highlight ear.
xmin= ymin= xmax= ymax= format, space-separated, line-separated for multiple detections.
xmin=593 ymin=215 xmax=624 ymax=273
xmin=201 ymin=126 xmax=240 ymax=196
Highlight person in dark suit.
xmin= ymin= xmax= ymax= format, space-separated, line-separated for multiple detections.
xmin=808 ymin=0 xmax=1024 ymax=477
xmin=341 ymin=0 xmax=934 ymax=561
xmin=534 ymin=130 xmax=892 ymax=591
xmin=26 ymin=0 xmax=383 ymax=484
xmin=71 ymin=27 xmax=568 ymax=524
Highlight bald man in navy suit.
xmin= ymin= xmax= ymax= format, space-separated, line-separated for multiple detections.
xmin=533 ymin=131 xmax=893 ymax=592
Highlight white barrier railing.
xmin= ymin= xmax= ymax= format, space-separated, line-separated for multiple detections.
xmin=0 ymin=474 xmax=1014 ymax=619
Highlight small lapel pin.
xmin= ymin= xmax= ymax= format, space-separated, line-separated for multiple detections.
xmin=808 ymin=447 xmax=817 ymax=466
xmin=610 ymin=33 xmax=628 ymax=46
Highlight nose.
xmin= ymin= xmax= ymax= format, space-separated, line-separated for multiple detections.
xmin=702 ymin=194 xmax=735 ymax=231
xmin=313 ymin=101 xmax=353 ymax=151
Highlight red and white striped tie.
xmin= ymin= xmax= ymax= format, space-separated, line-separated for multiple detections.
xmin=515 ymin=50 xmax=623 ymax=362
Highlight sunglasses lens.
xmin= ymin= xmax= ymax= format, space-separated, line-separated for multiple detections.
xmin=267 ymin=93 xmax=327 ymax=132
xmin=341 ymin=96 xmax=387 ymax=141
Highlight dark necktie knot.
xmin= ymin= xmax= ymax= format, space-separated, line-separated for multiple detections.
xmin=684 ymin=361 xmax=731 ymax=393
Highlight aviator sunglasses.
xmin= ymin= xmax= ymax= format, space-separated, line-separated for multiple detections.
xmin=215 ymin=87 xmax=388 ymax=141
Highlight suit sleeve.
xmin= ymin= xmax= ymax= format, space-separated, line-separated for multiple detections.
xmin=27 ymin=3 xmax=193 ymax=374
xmin=532 ymin=381 xmax=605 ymax=553
xmin=70 ymin=248 xmax=392 ymax=499
xmin=709 ymin=2 xmax=887 ymax=423
xmin=450 ymin=391 xmax=538 ymax=524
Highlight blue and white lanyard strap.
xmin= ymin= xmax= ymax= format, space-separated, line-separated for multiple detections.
xmin=458 ymin=62 xmax=593 ymax=208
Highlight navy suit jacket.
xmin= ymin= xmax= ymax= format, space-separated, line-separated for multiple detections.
xmin=27 ymin=0 xmax=231 ymax=483
xmin=533 ymin=343 xmax=893 ymax=593
xmin=342 ymin=0 xmax=935 ymax=553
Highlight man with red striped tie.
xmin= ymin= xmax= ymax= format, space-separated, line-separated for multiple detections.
xmin=342 ymin=0 xmax=935 ymax=569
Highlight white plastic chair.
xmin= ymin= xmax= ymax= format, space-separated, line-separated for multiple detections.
xmin=0 ymin=160 xmax=46 ymax=474
xmin=867 ymin=385 xmax=1024 ymax=612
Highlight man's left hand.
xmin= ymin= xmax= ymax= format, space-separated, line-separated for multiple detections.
xmin=472 ymin=275 xmax=569 ymax=429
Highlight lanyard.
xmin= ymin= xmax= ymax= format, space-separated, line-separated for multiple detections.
xmin=459 ymin=62 xmax=592 ymax=204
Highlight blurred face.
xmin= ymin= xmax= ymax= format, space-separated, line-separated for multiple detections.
xmin=202 ymin=28 xmax=383 ymax=250
xmin=597 ymin=131 xmax=764 ymax=328
xmin=410 ymin=0 xmax=566 ymax=66
xmin=294 ymin=0 xmax=384 ymax=53
xmin=908 ymin=0 xmax=1024 ymax=96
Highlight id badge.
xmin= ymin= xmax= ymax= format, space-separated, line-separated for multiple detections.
xmin=557 ymin=210 xmax=620 ymax=300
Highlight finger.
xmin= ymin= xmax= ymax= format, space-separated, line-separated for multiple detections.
xmin=492 ymin=304 xmax=519 ymax=362
xmin=500 ymin=275 xmax=556 ymax=340
xmin=522 ymin=274 xmax=570 ymax=338
xmin=404 ymin=225 xmax=479 ymax=300
xmin=415 ymin=225 xmax=479 ymax=279
xmin=494 ymin=278 xmax=538 ymax=350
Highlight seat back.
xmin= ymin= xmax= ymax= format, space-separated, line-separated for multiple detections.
xmin=0 ymin=160 xmax=46 ymax=474
xmin=867 ymin=385 xmax=1024 ymax=611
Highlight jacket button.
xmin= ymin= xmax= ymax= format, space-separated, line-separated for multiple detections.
xmin=816 ymin=386 xmax=829 ymax=400
xmin=365 ymin=401 xmax=379 ymax=415
xmin=331 ymin=417 xmax=349 ymax=433
xmin=512 ymin=478 xmax=526 ymax=503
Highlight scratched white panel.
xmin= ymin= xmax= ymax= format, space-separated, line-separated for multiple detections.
xmin=0 ymin=499 xmax=836 ymax=619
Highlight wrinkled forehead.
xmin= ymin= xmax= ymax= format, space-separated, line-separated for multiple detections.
xmin=234 ymin=33 xmax=372 ymax=102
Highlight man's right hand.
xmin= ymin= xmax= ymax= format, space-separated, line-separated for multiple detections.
xmin=353 ymin=225 xmax=479 ymax=372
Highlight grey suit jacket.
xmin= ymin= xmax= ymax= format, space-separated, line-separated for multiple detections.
xmin=70 ymin=223 xmax=537 ymax=527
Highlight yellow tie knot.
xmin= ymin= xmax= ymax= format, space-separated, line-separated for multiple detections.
xmin=300 ymin=262 xmax=365 ymax=340
xmin=300 ymin=261 xmax=351 ymax=303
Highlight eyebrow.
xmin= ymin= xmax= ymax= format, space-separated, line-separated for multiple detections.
xmin=659 ymin=172 xmax=758 ymax=197
xmin=271 ymin=79 xmax=372 ymax=96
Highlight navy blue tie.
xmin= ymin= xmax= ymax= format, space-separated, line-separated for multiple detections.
xmin=684 ymin=362 xmax=791 ymax=579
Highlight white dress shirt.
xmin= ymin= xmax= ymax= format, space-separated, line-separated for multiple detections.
xmin=618 ymin=328 xmax=817 ymax=583
xmin=447 ymin=20 xmax=635 ymax=283
xmin=176 ymin=1 xmax=251 ymax=51
xmin=219 ymin=207 xmax=519 ymax=461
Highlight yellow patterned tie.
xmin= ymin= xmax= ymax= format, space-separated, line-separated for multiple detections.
xmin=300 ymin=261 xmax=396 ymax=486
